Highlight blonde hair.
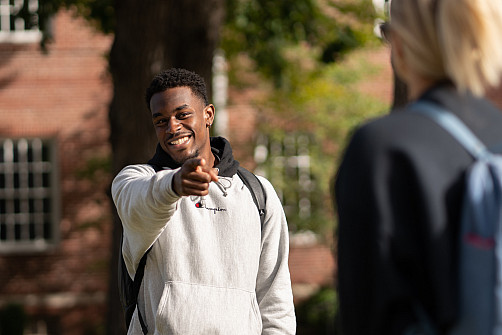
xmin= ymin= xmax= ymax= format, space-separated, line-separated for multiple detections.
xmin=391 ymin=0 xmax=502 ymax=96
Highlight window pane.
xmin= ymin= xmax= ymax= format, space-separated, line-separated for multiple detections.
xmin=0 ymin=0 xmax=41 ymax=43
xmin=255 ymin=133 xmax=314 ymax=232
xmin=0 ymin=137 xmax=59 ymax=252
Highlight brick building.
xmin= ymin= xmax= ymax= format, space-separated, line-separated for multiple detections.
xmin=0 ymin=8 xmax=113 ymax=334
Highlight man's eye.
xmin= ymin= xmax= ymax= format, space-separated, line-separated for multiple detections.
xmin=154 ymin=119 xmax=167 ymax=126
xmin=178 ymin=112 xmax=190 ymax=119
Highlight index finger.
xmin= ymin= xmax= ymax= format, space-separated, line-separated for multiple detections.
xmin=183 ymin=158 xmax=218 ymax=181
xmin=208 ymin=168 xmax=219 ymax=182
xmin=184 ymin=158 xmax=206 ymax=172
xmin=196 ymin=160 xmax=218 ymax=182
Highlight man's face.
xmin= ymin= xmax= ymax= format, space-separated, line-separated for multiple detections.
xmin=150 ymin=86 xmax=214 ymax=165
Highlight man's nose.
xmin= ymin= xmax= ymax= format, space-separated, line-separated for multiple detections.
xmin=166 ymin=117 xmax=181 ymax=134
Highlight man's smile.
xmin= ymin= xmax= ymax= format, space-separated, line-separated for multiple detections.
xmin=169 ymin=136 xmax=190 ymax=146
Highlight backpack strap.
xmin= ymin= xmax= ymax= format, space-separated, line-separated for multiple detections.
xmin=410 ymin=101 xmax=491 ymax=160
xmin=410 ymin=100 xmax=502 ymax=334
xmin=119 ymin=236 xmax=151 ymax=334
xmin=236 ymin=166 xmax=267 ymax=228
xmin=133 ymin=246 xmax=152 ymax=334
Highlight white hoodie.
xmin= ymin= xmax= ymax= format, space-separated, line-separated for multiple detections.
xmin=112 ymin=157 xmax=296 ymax=334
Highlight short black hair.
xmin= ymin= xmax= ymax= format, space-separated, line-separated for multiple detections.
xmin=145 ymin=68 xmax=209 ymax=111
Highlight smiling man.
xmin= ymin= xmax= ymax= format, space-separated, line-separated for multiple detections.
xmin=111 ymin=68 xmax=296 ymax=335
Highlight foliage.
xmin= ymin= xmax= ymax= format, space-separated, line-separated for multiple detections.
xmin=39 ymin=0 xmax=113 ymax=30
xmin=66 ymin=0 xmax=114 ymax=33
xmin=221 ymin=0 xmax=388 ymax=236
xmin=36 ymin=0 xmax=112 ymax=49
xmin=224 ymin=0 xmax=317 ymax=86
xmin=75 ymin=154 xmax=111 ymax=182
xmin=296 ymin=286 xmax=339 ymax=334
xmin=223 ymin=0 xmax=378 ymax=87
xmin=251 ymin=44 xmax=388 ymax=235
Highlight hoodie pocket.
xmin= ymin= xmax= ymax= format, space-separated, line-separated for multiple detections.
xmin=156 ymin=281 xmax=262 ymax=335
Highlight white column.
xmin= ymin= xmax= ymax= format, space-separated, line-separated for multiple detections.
xmin=212 ymin=49 xmax=229 ymax=138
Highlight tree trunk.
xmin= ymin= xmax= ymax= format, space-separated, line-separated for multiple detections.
xmin=106 ymin=1 xmax=225 ymax=334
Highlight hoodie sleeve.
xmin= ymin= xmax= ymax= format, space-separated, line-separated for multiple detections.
xmin=255 ymin=176 xmax=297 ymax=335
xmin=111 ymin=164 xmax=180 ymax=275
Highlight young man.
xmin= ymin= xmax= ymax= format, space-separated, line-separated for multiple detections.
xmin=112 ymin=68 xmax=296 ymax=334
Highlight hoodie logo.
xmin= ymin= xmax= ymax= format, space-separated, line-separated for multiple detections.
xmin=192 ymin=197 xmax=227 ymax=214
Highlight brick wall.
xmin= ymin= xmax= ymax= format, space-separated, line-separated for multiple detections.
xmin=289 ymin=242 xmax=335 ymax=304
xmin=0 ymin=9 xmax=113 ymax=334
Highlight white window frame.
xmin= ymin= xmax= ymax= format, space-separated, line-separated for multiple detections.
xmin=254 ymin=133 xmax=313 ymax=231
xmin=0 ymin=137 xmax=60 ymax=253
xmin=0 ymin=0 xmax=42 ymax=43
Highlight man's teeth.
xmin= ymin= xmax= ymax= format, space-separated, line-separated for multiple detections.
xmin=170 ymin=136 xmax=189 ymax=145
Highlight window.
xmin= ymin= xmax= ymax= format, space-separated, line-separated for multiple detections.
xmin=0 ymin=138 xmax=60 ymax=253
xmin=0 ymin=0 xmax=42 ymax=43
xmin=254 ymin=133 xmax=314 ymax=232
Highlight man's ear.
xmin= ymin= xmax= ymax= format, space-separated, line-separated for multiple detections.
xmin=204 ymin=104 xmax=215 ymax=127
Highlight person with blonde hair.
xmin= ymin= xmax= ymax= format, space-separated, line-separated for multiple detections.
xmin=334 ymin=0 xmax=502 ymax=334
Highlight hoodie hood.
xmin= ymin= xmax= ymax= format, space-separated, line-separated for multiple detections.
xmin=148 ymin=136 xmax=240 ymax=177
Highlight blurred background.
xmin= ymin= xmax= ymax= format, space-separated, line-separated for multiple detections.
xmin=1 ymin=0 xmax=500 ymax=334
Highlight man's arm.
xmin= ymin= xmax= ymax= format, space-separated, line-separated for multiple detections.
xmin=111 ymin=164 xmax=180 ymax=272
xmin=111 ymin=158 xmax=219 ymax=275
xmin=254 ymin=177 xmax=296 ymax=335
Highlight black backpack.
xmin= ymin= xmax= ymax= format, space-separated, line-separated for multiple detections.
xmin=118 ymin=166 xmax=267 ymax=334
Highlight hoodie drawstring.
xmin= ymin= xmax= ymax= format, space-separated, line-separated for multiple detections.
xmin=214 ymin=178 xmax=232 ymax=197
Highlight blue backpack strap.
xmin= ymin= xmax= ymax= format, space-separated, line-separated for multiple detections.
xmin=236 ymin=166 xmax=267 ymax=228
xmin=411 ymin=100 xmax=502 ymax=334
xmin=410 ymin=101 xmax=491 ymax=159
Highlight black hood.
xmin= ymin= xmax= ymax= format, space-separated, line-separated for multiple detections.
xmin=147 ymin=136 xmax=240 ymax=177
